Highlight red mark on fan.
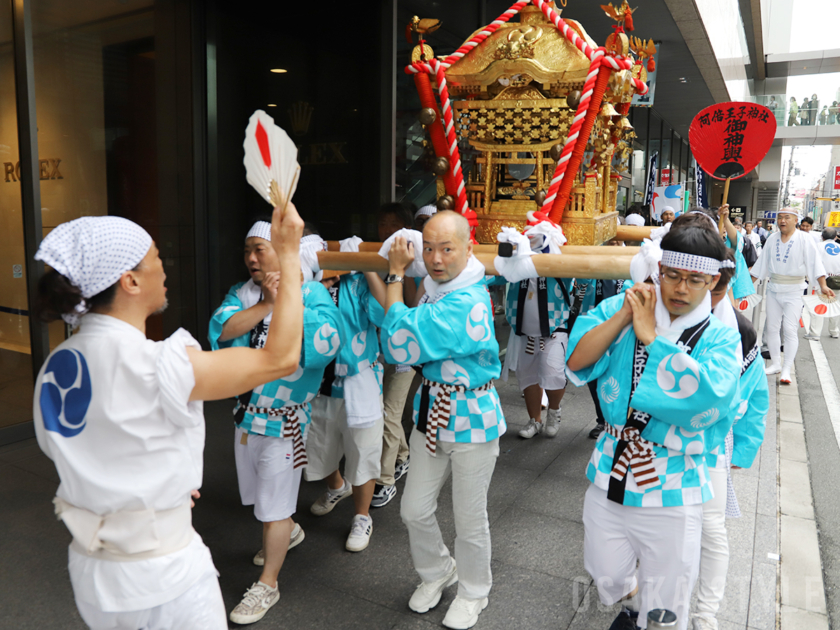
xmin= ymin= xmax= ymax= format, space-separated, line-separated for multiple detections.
xmin=816 ymin=304 xmax=828 ymax=315
xmin=255 ymin=120 xmax=272 ymax=168
xmin=739 ymin=300 xmax=749 ymax=311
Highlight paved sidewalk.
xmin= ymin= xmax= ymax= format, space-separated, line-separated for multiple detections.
xmin=0 ymin=369 xmax=779 ymax=630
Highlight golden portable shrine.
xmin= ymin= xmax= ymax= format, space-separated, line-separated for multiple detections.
xmin=407 ymin=0 xmax=654 ymax=246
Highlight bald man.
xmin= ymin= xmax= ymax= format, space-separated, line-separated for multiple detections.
xmin=369 ymin=212 xmax=504 ymax=630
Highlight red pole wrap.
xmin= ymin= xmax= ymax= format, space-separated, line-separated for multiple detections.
xmin=414 ymin=73 xmax=459 ymax=200
xmin=548 ymin=65 xmax=613 ymax=223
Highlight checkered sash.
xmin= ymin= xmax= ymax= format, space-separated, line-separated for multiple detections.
xmin=420 ymin=377 xmax=493 ymax=457
xmin=524 ymin=336 xmax=546 ymax=355
xmin=240 ymin=402 xmax=308 ymax=469
xmin=604 ymin=423 xmax=661 ymax=489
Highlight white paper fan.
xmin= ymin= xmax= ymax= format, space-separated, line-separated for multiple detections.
xmin=244 ymin=110 xmax=300 ymax=208
xmin=735 ymin=293 xmax=761 ymax=313
xmin=803 ymin=293 xmax=840 ymax=318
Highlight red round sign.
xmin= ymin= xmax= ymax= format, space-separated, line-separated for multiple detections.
xmin=689 ymin=102 xmax=777 ymax=181
xmin=739 ymin=300 xmax=749 ymax=310
xmin=816 ymin=304 xmax=828 ymax=315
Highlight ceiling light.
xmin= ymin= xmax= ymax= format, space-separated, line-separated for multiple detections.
xmin=270 ymin=68 xmax=287 ymax=74
xmin=267 ymin=104 xmax=277 ymax=107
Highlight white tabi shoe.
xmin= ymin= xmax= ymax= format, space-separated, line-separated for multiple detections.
xmin=780 ymin=366 xmax=792 ymax=384
xmin=764 ymin=362 xmax=781 ymax=375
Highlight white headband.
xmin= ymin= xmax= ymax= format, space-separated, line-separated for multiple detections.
xmin=688 ymin=210 xmax=718 ymax=230
xmin=299 ymin=234 xmax=326 ymax=282
xmin=625 ymin=213 xmax=645 ymax=227
xmin=35 ymin=216 xmax=152 ymax=326
xmin=246 ymin=221 xmax=272 ymax=242
xmin=415 ymin=204 xmax=437 ymax=219
xmin=661 ymin=250 xmax=734 ymax=275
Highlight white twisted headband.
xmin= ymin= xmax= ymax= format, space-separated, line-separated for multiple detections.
xmin=661 ymin=250 xmax=735 ymax=275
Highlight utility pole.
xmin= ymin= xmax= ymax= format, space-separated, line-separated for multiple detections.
xmin=781 ymin=146 xmax=796 ymax=207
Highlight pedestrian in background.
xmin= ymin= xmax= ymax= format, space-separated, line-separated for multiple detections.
xmin=788 ymin=97 xmax=799 ymax=126
xmin=811 ymin=94 xmax=820 ymax=126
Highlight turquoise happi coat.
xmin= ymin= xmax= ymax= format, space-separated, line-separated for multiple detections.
xmin=208 ymin=280 xmax=343 ymax=437
xmin=379 ymin=273 xmax=505 ymax=444
xmin=566 ymin=292 xmax=742 ymax=507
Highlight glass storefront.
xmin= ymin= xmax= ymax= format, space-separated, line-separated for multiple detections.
xmin=0 ymin=0 xmax=707 ymax=441
xmin=0 ymin=3 xmax=33 ymax=430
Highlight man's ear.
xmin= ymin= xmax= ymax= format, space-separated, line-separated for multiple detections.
xmin=118 ymin=269 xmax=142 ymax=296
xmin=466 ymin=241 xmax=473 ymax=257
xmin=709 ymin=273 xmax=721 ymax=291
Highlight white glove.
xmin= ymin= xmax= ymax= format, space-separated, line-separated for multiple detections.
xmin=339 ymin=236 xmax=363 ymax=253
xmin=524 ymin=222 xmax=567 ymax=254
xmin=495 ymin=227 xmax=538 ymax=283
xmin=378 ymin=228 xmax=427 ymax=277
xmin=629 ymin=238 xmax=662 ymax=284
xmin=299 ymin=235 xmax=326 ymax=282
xmin=496 ymin=227 xmax=534 ymax=256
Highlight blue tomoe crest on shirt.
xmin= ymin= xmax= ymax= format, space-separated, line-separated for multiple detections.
xmin=40 ymin=349 xmax=92 ymax=437
xmin=655 ymin=352 xmax=700 ymax=400
xmin=825 ymin=242 xmax=840 ymax=256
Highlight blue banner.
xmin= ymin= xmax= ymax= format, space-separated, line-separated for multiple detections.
xmin=696 ymin=165 xmax=708 ymax=209
xmin=644 ymin=151 xmax=658 ymax=206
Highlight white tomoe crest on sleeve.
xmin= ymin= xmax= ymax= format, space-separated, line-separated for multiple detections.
xmin=314 ymin=323 xmax=340 ymax=356
xmin=35 ymin=216 xmax=152 ymax=300
xmin=441 ymin=360 xmax=471 ymax=387
xmin=599 ymin=376 xmax=620 ymax=403
xmin=388 ymin=329 xmax=420 ymax=364
xmin=656 ymin=353 xmax=700 ymax=399
xmin=466 ymin=302 xmax=492 ymax=342
xmin=351 ymin=331 xmax=367 ymax=356
xmin=690 ymin=407 xmax=719 ymax=429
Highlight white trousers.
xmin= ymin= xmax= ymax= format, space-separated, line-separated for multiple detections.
xmin=766 ymin=290 xmax=803 ymax=369
xmin=583 ymin=484 xmax=702 ymax=630
xmin=75 ymin=570 xmax=226 ymax=630
xmin=400 ymin=429 xmax=499 ymax=600
xmin=695 ymin=466 xmax=729 ymax=619
xmin=809 ymin=312 xmax=840 ymax=337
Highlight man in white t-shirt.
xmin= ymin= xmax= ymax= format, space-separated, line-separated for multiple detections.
xmin=745 ymin=221 xmax=762 ymax=253
xmin=32 ymin=205 xmax=305 ymax=630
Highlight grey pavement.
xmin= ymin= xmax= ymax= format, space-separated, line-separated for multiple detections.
xmin=1 ymin=326 xmax=781 ymax=630
xmin=790 ymin=326 xmax=840 ymax=628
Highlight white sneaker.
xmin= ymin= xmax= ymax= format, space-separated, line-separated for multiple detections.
xmin=518 ymin=419 xmax=542 ymax=439
xmin=543 ymin=408 xmax=561 ymax=438
xmin=764 ymin=362 xmax=781 ymax=375
xmin=229 ymin=581 xmax=279 ymax=624
xmin=442 ymin=595 xmax=489 ymax=629
xmin=691 ymin=615 xmax=719 ymax=630
xmin=345 ymin=514 xmax=373 ymax=552
xmin=780 ymin=366 xmax=792 ymax=384
xmin=409 ymin=560 xmax=458 ymax=613
xmin=310 ymin=481 xmax=352 ymax=516
xmin=253 ymin=523 xmax=305 ymax=566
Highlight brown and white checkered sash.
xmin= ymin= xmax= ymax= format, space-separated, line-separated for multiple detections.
xmin=524 ymin=336 xmax=546 ymax=355
xmin=241 ymin=402 xmax=308 ymax=469
xmin=604 ymin=422 xmax=660 ymax=489
xmin=420 ymin=377 xmax=493 ymax=457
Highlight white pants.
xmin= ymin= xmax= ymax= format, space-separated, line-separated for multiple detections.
xmin=809 ymin=312 xmax=840 ymax=337
xmin=234 ymin=427 xmax=302 ymax=522
xmin=75 ymin=570 xmax=226 ymax=630
xmin=695 ymin=466 xmax=729 ymax=619
xmin=515 ymin=331 xmax=568 ymax=391
xmin=304 ymin=395 xmax=384 ymax=486
xmin=766 ymin=290 xmax=803 ymax=369
xmin=583 ymin=484 xmax=702 ymax=630
xmin=400 ymin=429 xmax=499 ymax=600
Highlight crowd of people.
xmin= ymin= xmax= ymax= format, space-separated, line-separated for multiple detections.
xmin=26 ymin=195 xmax=837 ymax=630
xmin=771 ymin=94 xmax=840 ymax=126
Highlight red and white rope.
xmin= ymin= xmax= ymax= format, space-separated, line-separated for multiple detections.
xmin=404 ymin=0 xmax=650 ymax=220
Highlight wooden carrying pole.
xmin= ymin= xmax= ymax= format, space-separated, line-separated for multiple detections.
xmin=325 ymin=241 xmax=639 ymax=256
xmin=316 ymin=251 xmax=632 ymax=280
xmin=718 ymin=176 xmax=731 ymax=233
